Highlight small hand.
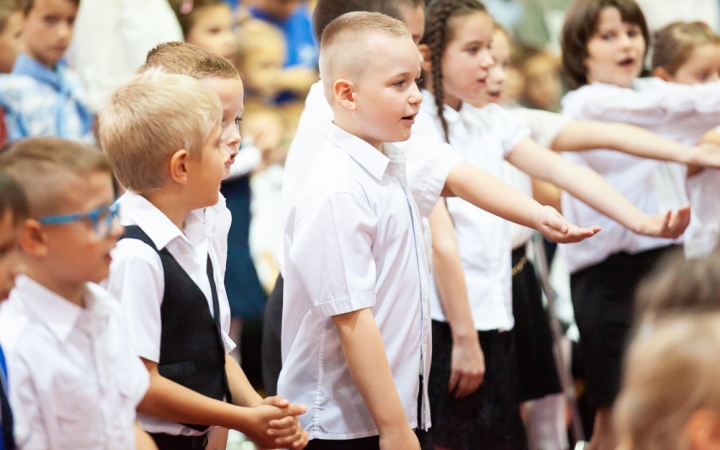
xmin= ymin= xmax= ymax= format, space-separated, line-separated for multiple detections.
xmin=448 ymin=334 xmax=485 ymax=399
xmin=688 ymin=143 xmax=720 ymax=168
xmin=536 ymin=205 xmax=601 ymax=243
xmin=243 ymin=400 xmax=307 ymax=449
xmin=638 ymin=206 xmax=691 ymax=239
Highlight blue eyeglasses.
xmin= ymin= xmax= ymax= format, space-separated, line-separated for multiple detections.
xmin=37 ymin=203 xmax=120 ymax=237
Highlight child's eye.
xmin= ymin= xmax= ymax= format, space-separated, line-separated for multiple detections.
xmin=696 ymin=71 xmax=711 ymax=81
xmin=627 ymin=29 xmax=639 ymax=38
xmin=601 ymin=32 xmax=614 ymax=40
xmin=43 ymin=15 xmax=59 ymax=25
xmin=394 ymin=80 xmax=406 ymax=87
xmin=468 ymin=46 xmax=479 ymax=54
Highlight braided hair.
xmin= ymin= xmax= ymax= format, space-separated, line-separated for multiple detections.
xmin=421 ymin=0 xmax=487 ymax=143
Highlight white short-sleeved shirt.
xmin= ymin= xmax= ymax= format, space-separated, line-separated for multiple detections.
xmin=278 ymin=125 xmax=432 ymax=440
xmin=559 ymin=79 xmax=720 ymax=272
xmin=279 ymin=80 xmax=463 ymax=272
xmin=405 ymin=92 xmax=530 ymax=332
xmin=506 ymin=107 xmax=571 ymax=249
xmin=105 ymin=192 xmax=234 ymax=436
xmin=0 ymin=275 xmax=149 ymax=450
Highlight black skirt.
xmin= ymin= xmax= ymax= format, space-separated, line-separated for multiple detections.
xmin=428 ymin=320 xmax=528 ymax=450
xmin=570 ymin=245 xmax=679 ymax=408
xmin=511 ymin=246 xmax=563 ymax=402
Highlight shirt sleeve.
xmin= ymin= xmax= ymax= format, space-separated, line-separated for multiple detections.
xmin=7 ymin=356 xmax=48 ymax=450
xmin=287 ymin=193 xmax=378 ymax=317
xmin=487 ymin=104 xmax=531 ymax=157
xmin=404 ymin=139 xmax=464 ymax=218
xmin=105 ymin=240 xmax=164 ymax=363
xmin=511 ymin=107 xmax=569 ymax=149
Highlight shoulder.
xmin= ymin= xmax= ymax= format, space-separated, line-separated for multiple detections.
xmin=0 ymin=74 xmax=44 ymax=99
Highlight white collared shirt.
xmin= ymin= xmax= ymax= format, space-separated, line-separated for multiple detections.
xmin=0 ymin=275 xmax=149 ymax=450
xmin=559 ymin=79 xmax=720 ymax=272
xmin=104 ymin=192 xmax=234 ymax=436
xmin=279 ymin=80 xmax=463 ymax=273
xmin=405 ymin=93 xmax=530 ymax=331
xmin=278 ymin=125 xmax=432 ymax=440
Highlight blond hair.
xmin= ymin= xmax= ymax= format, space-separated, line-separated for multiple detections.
xmin=0 ymin=137 xmax=111 ymax=217
xmin=319 ymin=11 xmax=411 ymax=101
xmin=99 ymin=70 xmax=222 ymax=193
xmin=234 ymin=19 xmax=285 ymax=69
xmin=652 ymin=21 xmax=720 ymax=75
xmin=139 ymin=41 xmax=239 ymax=80
xmin=615 ymin=313 xmax=720 ymax=450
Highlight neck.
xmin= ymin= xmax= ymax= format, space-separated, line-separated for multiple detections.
xmin=331 ymin=117 xmax=383 ymax=152
xmin=25 ymin=268 xmax=86 ymax=307
xmin=142 ymin=190 xmax=194 ymax=231
xmin=424 ymin=83 xmax=462 ymax=112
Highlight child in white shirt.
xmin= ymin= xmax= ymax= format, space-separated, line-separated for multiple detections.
xmin=281 ymin=11 xmax=598 ymax=450
xmin=0 ymin=138 xmax=153 ymax=450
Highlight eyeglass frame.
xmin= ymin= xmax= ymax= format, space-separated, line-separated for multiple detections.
xmin=37 ymin=203 xmax=120 ymax=237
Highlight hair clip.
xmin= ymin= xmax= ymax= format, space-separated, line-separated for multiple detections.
xmin=700 ymin=21 xmax=709 ymax=28
xmin=180 ymin=0 xmax=193 ymax=14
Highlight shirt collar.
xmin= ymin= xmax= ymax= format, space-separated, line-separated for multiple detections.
xmin=117 ymin=191 xmax=186 ymax=251
xmin=13 ymin=275 xmax=110 ymax=343
xmin=12 ymin=53 xmax=66 ymax=92
xmin=328 ymin=123 xmax=393 ymax=181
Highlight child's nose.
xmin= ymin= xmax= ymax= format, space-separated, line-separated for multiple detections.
xmin=480 ymin=51 xmax=495 ymax=70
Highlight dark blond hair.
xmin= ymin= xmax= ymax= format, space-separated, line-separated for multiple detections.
xmin=99 ymin=70 xmax=222 ymax=194
xmin=561 ymin=0 xmax=649 ymax=89
xmin=0 ymin=0 xmax=20 ymax=32
xmin=0 ymin=138 xmax=110 ymax=217
xmin=140 ymin=41 xmax=239 ymax=80
xmin=652 ymin=21 xmax=720 ymax=75
xmin=20 ymin=0 xmax=78 ymax=15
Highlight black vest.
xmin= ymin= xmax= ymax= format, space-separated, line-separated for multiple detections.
xmin=121 ymin=226 xmax=231 ymax=431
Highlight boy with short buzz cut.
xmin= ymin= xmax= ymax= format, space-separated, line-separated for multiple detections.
xmin=0 ymin=137 xmax=155 ymax=450
xmin=280 ymin=11 xmax=596 ymax=450
xmin=101 ymin=70 xmax=308 ymax=450
xmin=0 ymin=0 xmax=94 ymax=143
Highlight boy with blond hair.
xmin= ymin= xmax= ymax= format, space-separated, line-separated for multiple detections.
xmin=0 ymin=0 xmax=93 ymax=142
xmin=280 ymin=11 xmax=597 ymax=450
xmin=101 ymin=70 xmax=307 ymax=450
xmin=0 ymin=137 xmax=155 ymax=449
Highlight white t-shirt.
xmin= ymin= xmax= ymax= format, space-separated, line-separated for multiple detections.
xmin=279 ymin=80 xmax=464 ymax=273
xmin=105 ymin=192 xmax=235 ymax=436
xmin=278 ymin=125 xmax=431 ymax=439
xmin=560 ymin=79 xmax=720 ymax=271
xmin=0 ymin=276 xmax=149 ymax=450
xmin=406 ymin=92 xmax=529 ymax=332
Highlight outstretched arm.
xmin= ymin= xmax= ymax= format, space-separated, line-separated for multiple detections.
xmin=552 ymin=121 xmax=720 ymax=168
xmin=333 ymin=309 xmax=420 ymax=450
xmin=508 ymin=137 xmax=690 ymax=239
xmin=442 ymin=162 xmax=600 ymax=243
xmin=428 ymin=200 xmax=485 ymax=398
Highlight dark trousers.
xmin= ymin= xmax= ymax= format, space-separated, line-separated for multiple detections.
xmin=261 ymin=274 xmax=284 ymax=396
xmin=149 ymin=433 xmax=209 ymax=450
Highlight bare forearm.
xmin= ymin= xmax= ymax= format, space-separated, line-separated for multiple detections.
xmin=702 ymin=130 xmax=720 ymax=146
xmin=333 ymin=309 xmax=409 ymax=433
xmin=225 ymin=354 xmax=264 ymax=407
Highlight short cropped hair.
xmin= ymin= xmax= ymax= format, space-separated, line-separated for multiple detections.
xmin=20 ymin=0 xmax=79 ymax=15
xmin=140 ymin=41 xmax=239 ymax=80
xmin=636 ymin=249 xmax=720 ymax=320
xmin=313 ymin=0 xmax=404 ymax=43
xmin=652 ymin=21 xmax=720 ymax=75
xmin=615 ymin=314 xmax=720 ymax=450
xmin=99 ymin=70 xmax=222 ymax=194
xmin=561 ymin=0 xmax=649 ymax=89
xmin=0 ymin=0 xmax=20 ymax=32
xmin=0 ymin=138 xmax=110 ymax=217
xmin=319 ymin=11 xmax=411 ymax=101
xmin=0 ymin=170 xmax=28 ymax=223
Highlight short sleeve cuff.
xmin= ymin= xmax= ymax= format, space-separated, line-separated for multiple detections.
xmin=221 ymin=330 xmax=237 ymax=353
xmin=413 ymin=147 xmax=463 ymax=218
xmin=310 ymin=291 xmax=376 ymax=317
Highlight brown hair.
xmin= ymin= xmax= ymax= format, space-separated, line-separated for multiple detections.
xmin=99 ymin=69 xmax=222 ymax=194
xmin=20 ymin=0 xmax=79 ymax=15
xmin=635 ymin=248 xmax=720 ymax=320
xmin=615 ymin=313 xmax=720 ymax=450
xmin=561 ymin=0 xmax=649 ymax=89
xmin=140 ymin=41 xmax=239 ymax=80
xmin=0 ymin=170 xmax=28 ymax=224
xmin=0 ymin=138 xmax=110 ymax=217
xmin=0 ymin=0 xmax=20 ymax=32
xmin=313 ymin=0 xmax=406 ymax=43
xmin=652 ymin=21 xmax=720 ymax=75
xmin=169 ymin=0 xmax=227 ymax=38
xmin=421 ymin=0 xmax=488 ymax=142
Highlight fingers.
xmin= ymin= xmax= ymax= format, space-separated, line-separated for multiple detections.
xmin=283 ymin=402 xmax=308 ymax=417
xmin=447 ymin=369 xmax=460 ymax=395
xmin=273 ymin=423 xmax=308 ymax=449
xmin=268 ymin=415 xmax=297 ymax=430
xmin=262 ymin=395 xmax=291 ymax=408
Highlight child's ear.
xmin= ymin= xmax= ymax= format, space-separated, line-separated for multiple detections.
xmin=20 ymin=219 xmax=49 ymax=257
xmin=685 ymin=409 xmax=720 ymax=450
xmin=653 ymin=67 xmax=673 ymax=82
xmin=333 ymin=79 xmax=356 ymax=111
xmin=169 ymin=149 xmax=191 ymax=185
xmin=418 ymin=44 xmax=432 ymax=73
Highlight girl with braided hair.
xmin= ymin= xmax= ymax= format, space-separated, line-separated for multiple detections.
xmin=405 ymin=0 xmax=692 ymax=448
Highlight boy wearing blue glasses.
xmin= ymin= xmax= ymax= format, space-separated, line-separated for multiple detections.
xmin=0 ymin=137 xmax=158 ymax=449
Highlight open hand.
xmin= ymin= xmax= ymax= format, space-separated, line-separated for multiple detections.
xmin=637 ymin=206 xmax=691 ymax=239
xmin=535 ymin=205 xmax=601 ymax=243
